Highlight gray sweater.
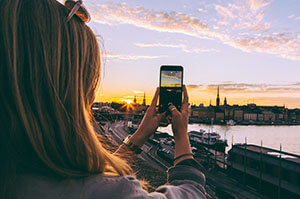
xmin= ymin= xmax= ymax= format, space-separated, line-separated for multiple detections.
xmin=17 ymin=164 xmax=207 ymax=199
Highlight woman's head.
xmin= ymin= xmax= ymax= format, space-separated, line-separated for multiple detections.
xmin=0 ymin=0 xmax=131 ymax=196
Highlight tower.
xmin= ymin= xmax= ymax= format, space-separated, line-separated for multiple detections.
xmin=142 ymin=92 xmax=146 ymax=106
xmin=224 ymin=97 xmax=227 ymax=106
xmin=216 ymin=85 xmax=220 ymax=107
xmin=133 ymin=95 xmax=137 ymax=104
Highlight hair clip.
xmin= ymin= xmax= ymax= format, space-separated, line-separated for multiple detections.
xmin=65 ymin=0 xmax=90 ymax=22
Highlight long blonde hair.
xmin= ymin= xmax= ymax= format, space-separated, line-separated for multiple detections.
xmin=0 ymin=0 xmax=132 ymax=197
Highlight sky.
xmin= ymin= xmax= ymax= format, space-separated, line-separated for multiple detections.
xmin=161 ymin=71 xmax=182 ymax=87
xmin=80 ymin=0 xmax=300 ymax=108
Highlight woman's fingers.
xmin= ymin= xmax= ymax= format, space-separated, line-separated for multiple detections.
xmin=182 ymin=85 xmax=189 ymax=104
xmin=149 ymin=87 xmax=160 ymax=111
xmin=158 ymin=112 xmax=166 ymax=120
xmin=181 ymin=85 xmax=189 ymax=111
xmin=158 ymin=112 xmax=168 ymax=126
xmin=168 ymin=104 xmax=180 ymax=117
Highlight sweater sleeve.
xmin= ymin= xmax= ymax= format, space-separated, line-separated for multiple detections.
xmin=153 ymin=163 xmax=207 ymax=199
xmin=123 ymin=161 xmax=207 ymax=199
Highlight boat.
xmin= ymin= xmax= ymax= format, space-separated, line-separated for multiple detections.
xmin=189 ymin=129 xmax=228 ymax=153
xmin=227 ymin=120 xmax=236 ymax=126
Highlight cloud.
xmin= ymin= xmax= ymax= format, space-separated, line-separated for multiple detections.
xmin=134 ymin=42 xmax=219 ymax=53
xmin=187 ymin=82 xmax=300 ymax=94
xmin=213 ymin=1 xmax=271 ymax=31
xmin=227 ymin=33 xmax=300 ymax=60
xmin=122 ymin=96 xmax=134 ymax=99
xmin=134 ymin=90 xmax=144 ymax=94
xmin=92 ymin=3 xmax=211 ymax=39
xmin=90 ymin=2 xmax=300 ymax=61
xmin=186 ymin=82 xmax=300 ymax=107
xmin=106 ymin=53 xmax=167 ymax=60
xmin=215 ymin=5 xmax=236 ymax=18
xmin=248 ymin=0 xmax=271 ymax=12
xmin=288 ymin=14 xmax=300 ymax=21
xmin=135 ymin=42 xmax=185 ymax=49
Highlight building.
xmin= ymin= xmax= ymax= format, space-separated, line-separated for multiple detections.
xmin=191 ymin=107 xmax=214 ymax=121
xmin=191 ymin=110 xmax=200 ymax=117
xmin=258 ymin=112 xmax=264 ymax=121
xmin=188 ymin=87 xmax=300 ymax=124
xmin=244 ymin=112 xmax=258 ymax=121
xmin=215 ymin=111 xmax=225 ymax=121
xmin=263 ymin=111 xmax=276 ymax=122
xmin=234 ymin=109 xmax=244 ymax=121
xmin=224 ymin=108 xmax=233 ymax=120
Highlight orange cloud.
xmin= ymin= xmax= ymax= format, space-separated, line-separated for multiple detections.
xmin=248 ymin=0 xmax=271 ymax=12
xmin=186 ymin=82 xmax=300 ymax=108
xmin=187 ymin=82 xmax=300 ymax=94
xmin=215 ymin=5 xmax=236 ymax=19
xmin=134 ymin=42 xmax=219 ymax=53
xmin=106 ymin=53 xmax=167 ymax=60
xmin=89 ymin=2 xmax=300 ymax=61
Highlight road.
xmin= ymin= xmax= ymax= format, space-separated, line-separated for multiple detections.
xmin=107 ymin=121 xmax=169 ymax=170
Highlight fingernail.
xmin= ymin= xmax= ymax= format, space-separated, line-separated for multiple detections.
xmin=168 ymin=102 xmax=173 ymax=107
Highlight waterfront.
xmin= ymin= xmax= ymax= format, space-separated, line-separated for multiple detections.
xmin=158 ymin=124 xmax=300 ymax=155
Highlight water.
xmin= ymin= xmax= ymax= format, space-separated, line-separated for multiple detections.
xmin=158 ymin=124 xmax=300 ymax=155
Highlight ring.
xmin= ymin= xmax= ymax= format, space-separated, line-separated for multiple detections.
xmin=170 ymin=107 xmax=176 ymax=112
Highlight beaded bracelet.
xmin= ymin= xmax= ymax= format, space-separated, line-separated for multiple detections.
xmin=173 ymin=153 xmax=194 ymax=162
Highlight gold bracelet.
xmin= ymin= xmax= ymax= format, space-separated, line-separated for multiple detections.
xmin=123 ymin=135 xmax=143 ymax=154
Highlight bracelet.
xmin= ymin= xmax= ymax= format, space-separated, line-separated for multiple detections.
xmin=123 ymin=135 xmax=143 ymax=154
xmin=173 ymin=153 xmax=194 ymax=162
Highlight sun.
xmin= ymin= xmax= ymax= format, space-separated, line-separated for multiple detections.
xmin=120 ymin=99 xmax=135 ymax=111
xmin=123 ymin=99 xmax=132 ymax=104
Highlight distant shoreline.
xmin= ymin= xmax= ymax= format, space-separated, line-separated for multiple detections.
xmin=189 ymin=121 xmax=300 ymax=126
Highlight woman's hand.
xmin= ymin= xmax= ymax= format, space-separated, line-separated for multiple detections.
xmin=168 ymin=85 xmax=190 ymax=141
xmin=129 ymin=88 xmax=166 ymax=147
xmin=168 ymin=85 xmax=193 ymax=165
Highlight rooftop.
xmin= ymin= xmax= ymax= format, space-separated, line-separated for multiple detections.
xmin=232 ymin=144 xmax=300 ymax=164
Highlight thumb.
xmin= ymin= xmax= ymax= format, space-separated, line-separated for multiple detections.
xmin=168 ymin=103 xmax=180 ymax=116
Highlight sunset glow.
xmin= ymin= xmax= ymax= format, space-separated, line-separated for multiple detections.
xmin=123 ymin=99 xmax=132 ymax=104
xmin=121 ymin=102 xmax=135 ymax=111
xmin=86 ymin=0 xmax=300 ymax=108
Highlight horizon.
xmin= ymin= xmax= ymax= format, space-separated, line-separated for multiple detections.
xmin=95 ymin=88 xmax=297 ymax=110
xmin=79 ymin=0 xmax=300 ymax=108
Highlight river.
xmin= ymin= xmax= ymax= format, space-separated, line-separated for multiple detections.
xmin=158 ymin=124 xmax=300 ymax=155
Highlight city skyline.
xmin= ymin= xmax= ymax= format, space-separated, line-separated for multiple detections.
xmin=77 ymin=0 xmax=300 ymax=108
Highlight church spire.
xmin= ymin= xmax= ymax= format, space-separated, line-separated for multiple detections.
xmin=142 ymin=92 xmax=146 ymax=106
xmin=216 ymin=85 xmax=220 ymax=106
xmin=133 ymin=95 xmax=137 ymax=104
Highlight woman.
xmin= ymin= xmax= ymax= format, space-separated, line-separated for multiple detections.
xmin=0 ymin=0 xmax=207 ymax=198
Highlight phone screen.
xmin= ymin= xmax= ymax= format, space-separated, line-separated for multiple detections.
xmin=159 ymin=66 xmax=183 ymax=113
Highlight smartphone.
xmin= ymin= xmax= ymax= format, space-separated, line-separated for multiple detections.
xmin=159 ymin=65 xmax=183 ymax=113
